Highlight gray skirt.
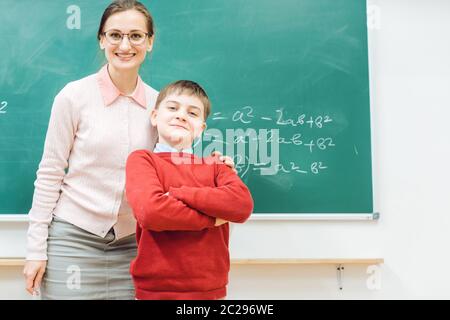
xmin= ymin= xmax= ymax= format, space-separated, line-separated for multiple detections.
xmin=41 ymin=216 xmax=137 ymax=300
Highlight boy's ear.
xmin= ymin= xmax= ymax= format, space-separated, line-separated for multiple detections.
xmin=195 ymin=122 xmax=207 ymax=139
xmin=150 ymin=109 xmax=158 ymax=126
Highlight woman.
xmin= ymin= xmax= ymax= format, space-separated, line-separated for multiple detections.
xmin=23 ymin=0 xmax=234 ymax=300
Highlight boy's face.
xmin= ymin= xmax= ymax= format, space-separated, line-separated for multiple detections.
xmin=151 ymin=93 xmax=206 ymax=150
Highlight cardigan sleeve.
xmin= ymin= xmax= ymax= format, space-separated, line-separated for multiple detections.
xmin=26 ymin=86 xmax=78 ymax=260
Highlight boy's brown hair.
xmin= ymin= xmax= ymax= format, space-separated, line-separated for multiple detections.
xmin=155 ymin=80 xmax=211 ymax=120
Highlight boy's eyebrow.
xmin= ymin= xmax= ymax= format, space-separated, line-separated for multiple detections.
xmin=166 ymin=100 xmax=202 ymax=111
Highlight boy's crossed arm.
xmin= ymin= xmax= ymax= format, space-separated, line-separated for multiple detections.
xmin=126 ymin=151 xmax=216 ymax=232
xmin=169 ymin=162 xmax=254 ymax=224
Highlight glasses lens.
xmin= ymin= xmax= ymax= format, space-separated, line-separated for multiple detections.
xmin=129 ymin=32 xmax=146 ymax=45
xmin=105 ymin=31 xmax=146 ymax=45
xmin=106 ymin=31 xmax=122 ymax=44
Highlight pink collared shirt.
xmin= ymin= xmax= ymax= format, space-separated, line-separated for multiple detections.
xmin=26 ymin=64 xmax=158 ymax=260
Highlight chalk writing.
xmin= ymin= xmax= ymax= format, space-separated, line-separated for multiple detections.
xmin=0 ymin=101 xmax=7 ymax=114
xmin=207 ymin=105 xmax=338 ymax=176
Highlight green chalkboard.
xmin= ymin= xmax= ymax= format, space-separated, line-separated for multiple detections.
xmin=0 ymin=0 xmax=373 ymax=214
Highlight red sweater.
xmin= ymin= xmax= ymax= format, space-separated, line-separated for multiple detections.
xmin=125 ymin=150 xmax=254 ymax=300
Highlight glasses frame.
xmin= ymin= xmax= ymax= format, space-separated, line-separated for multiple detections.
xmin=102 ymin=29 xmax=149 ymax=46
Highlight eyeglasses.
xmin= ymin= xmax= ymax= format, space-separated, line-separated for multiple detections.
xmin=103 ymin=30 xmax=149 ymax=46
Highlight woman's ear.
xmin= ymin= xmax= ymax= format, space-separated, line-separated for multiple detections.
xmin=99 ymin=38 xmax=105 ymax=50
xmin=147 ymin=35 xmax=155 ymax=53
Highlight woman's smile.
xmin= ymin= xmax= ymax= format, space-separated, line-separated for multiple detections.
xmin=115 ymin=52 xmax=136 ymax=61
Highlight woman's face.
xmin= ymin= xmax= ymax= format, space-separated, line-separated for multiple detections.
xmin=99 ymin=9 xmax=153 ymax=72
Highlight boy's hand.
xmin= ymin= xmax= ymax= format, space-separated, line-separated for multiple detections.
xmin=215 ymin=218 xmax=229 ymax=226
xmin=211 ymin=151 xmax=237 ymax=174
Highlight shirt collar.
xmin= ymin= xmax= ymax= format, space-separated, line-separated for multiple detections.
xmin=154 ymin=143 xmax=193 ymax=154
xmin=96 ymin=64 xmax=147 ymax=108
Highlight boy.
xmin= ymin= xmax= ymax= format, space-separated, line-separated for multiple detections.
xmin=125 ymin=80 xmax=254 ymax=300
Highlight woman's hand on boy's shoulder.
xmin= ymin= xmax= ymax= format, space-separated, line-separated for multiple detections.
xmin=211 ymin=151 xmax=237 ymax=174
xmin=215 ymin=218 xmax=229 ymax=226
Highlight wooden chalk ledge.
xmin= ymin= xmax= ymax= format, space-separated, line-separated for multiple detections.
xmin=0 ymin=259 xmax=26 ymax=266
xmin=0 ymin=258 xmax=383 ymax=267
xmin=231 ymin=258 xmax=384 ymax=265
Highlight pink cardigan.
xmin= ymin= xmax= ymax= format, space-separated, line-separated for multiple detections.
xmin=26 ymin=65 xmax=158 ymax=260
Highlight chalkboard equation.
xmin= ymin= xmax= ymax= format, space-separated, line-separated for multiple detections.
xmin=197 ymin=105 xmax=339 ymax=178
xmin=213 ymin=106 xmax=333 ymax=129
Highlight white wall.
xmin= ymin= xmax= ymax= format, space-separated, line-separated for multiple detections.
xmin=1 ymin=0 xmax=450 ymax=299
